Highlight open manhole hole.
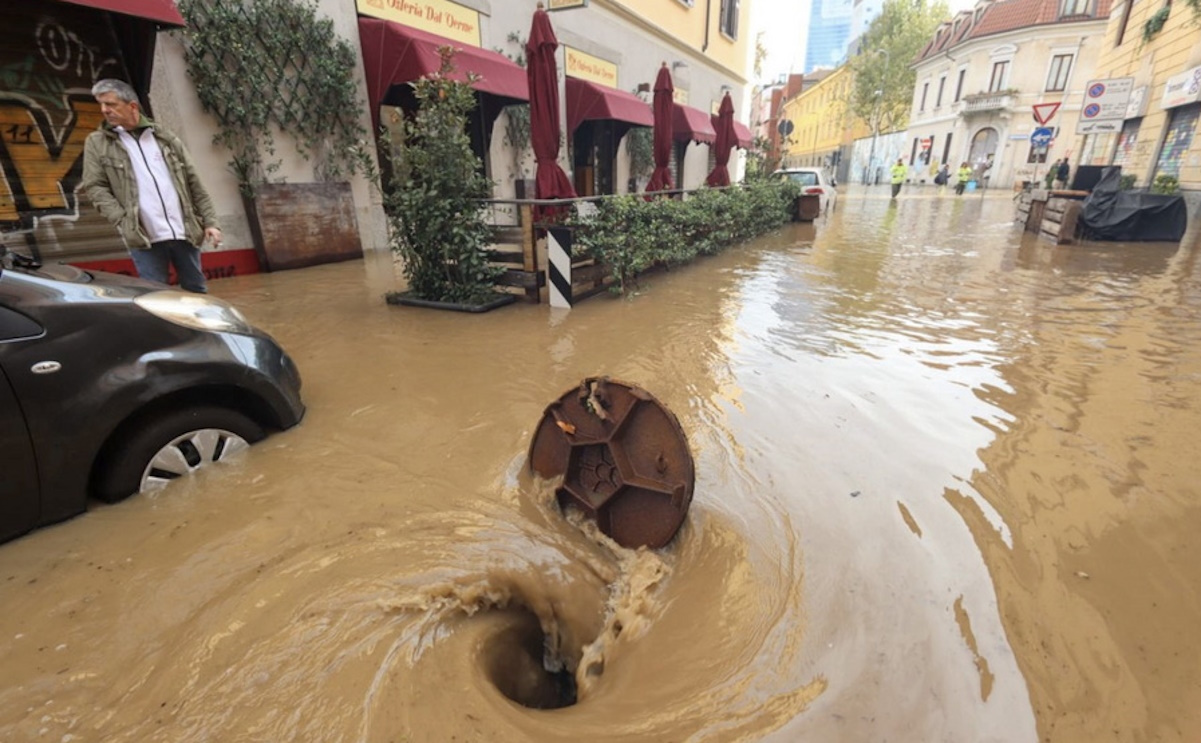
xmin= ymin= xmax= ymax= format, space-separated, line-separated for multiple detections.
xmin=485 ymin=612 xmax=577 ymax=710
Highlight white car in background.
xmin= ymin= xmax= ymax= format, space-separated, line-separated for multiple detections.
xmin=773 ymin=168 xmax=838 ymax=215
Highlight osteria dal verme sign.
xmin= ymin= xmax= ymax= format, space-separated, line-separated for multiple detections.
xmin=356 ymin=0 xmax=481 ymax=46
xmin=564 ymin=46 xmax=617 ymax=88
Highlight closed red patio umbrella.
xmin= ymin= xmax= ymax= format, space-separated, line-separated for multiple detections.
xmin=645 ymin=63 xmax=675 ymax=194
xmin=526 ymin=3 xmax=576 ymax=218
xmin=705 ymin=92 xmax=736 ymax=187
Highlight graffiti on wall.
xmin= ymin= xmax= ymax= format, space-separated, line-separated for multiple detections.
xmin=0 ymin=8 xmax=125 ymax=257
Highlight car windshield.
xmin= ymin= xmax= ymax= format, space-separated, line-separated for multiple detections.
xmin=781 ymin=171 xmax=819 ymax=187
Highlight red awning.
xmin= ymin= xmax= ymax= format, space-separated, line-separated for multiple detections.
xmin=732 ymin=120 xmax=753 ymax=149
xmin=672 ymin=103 xmax=716 ymax=144
xmin=565 ymin=78 xmax=653 ymax=133
xmin=55 ymin=0 xmax=185 ymax=26
xmin=358 ymin=17 xmax=528 ymax=120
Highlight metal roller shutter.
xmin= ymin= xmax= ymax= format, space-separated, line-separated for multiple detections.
xmin=0 ymin=2 xmax=132 ymax=262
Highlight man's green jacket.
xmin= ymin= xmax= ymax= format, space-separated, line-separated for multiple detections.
xmin=81 ymin=119 xmax=219 ymax=249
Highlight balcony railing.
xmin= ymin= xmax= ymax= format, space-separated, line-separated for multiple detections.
xmin=958 ymin=91 xmax=1017 ymax=116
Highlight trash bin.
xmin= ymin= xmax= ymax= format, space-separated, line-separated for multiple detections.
xmin=794 ymin=194 xmax=821 ymax=221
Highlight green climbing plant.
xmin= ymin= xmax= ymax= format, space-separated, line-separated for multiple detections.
xmin=497 ymin=32 xmax=532 ymax=182
xmin=627 ymin=126 xmax=654 ymax=184
xmin=178 ymin=0 xmax=377 ymax=197
xmin=743 ymin=134 xmax=775 ymax=183
xmin=1141 ymin=5 xmax=1171 ymax=46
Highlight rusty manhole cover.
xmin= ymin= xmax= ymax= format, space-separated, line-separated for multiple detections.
xmin=528 ymin=377 xmax=694 ymax=549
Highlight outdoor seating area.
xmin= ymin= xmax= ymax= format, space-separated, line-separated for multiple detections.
xmin=1015 ymin=166 xmax=1189 ymax=244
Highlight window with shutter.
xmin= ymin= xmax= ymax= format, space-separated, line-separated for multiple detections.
xmin=720 ymin=0 xmax=739 ymax=38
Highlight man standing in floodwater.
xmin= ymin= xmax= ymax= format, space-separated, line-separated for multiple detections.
xmin=81 ymin=79 xmax=222 ymax=293
xmin=1055 ymin=159 xmax=1071 ymax=189
xmin=890 ymin=158 xmax=907 ymax=199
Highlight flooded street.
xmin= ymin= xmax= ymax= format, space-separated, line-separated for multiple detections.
xmin=2 ymin=190 xmax=1199 ymax=742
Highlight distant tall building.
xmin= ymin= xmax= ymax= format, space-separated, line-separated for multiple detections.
xmin=850 ymin=0 xmax=884 ymax=39
xmin=804 ymin=0 xmax=854 ymax=72
xmin=846 ymin=0 xmax=884 ymax=56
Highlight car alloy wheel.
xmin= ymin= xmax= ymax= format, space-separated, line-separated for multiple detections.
xmin=140 ymin=428 xmax=251 ymax=492
xmin=96 ymin=406 xmax=266 ymax=503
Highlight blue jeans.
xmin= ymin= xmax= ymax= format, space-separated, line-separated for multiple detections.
xmin=130 ymin=240 xmax=207 ymax=293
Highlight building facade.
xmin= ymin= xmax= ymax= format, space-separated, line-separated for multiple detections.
xmin=778 ymin=65 xmax=870 ymax=183
xmin=484 ymin=0 xmax=753 ymax=199
xmin=1078 ymin=0 xmax=1201 ymax=205
xmin=906 ymin=0 xmax=1111 ymax=189
xmin=753 ymin=74 xmax=807 ymax=174
xmin=0 ymin=0 xmax=753 ymax=274
xmin=0 ymin=0 xmax=386 ymax=274
xmin=805 ymin=0 xmax=854 ymax=72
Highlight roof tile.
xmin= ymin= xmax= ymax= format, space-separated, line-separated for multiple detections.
xmin=915 ymin=0 xmax=1111 ymax=63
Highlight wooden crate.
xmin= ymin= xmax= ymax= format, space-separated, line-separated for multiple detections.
xmin=1015 ymin=190 xmax=1050 ymax=234
xmin=1039 ymin=198 xmax=1083 ymax=244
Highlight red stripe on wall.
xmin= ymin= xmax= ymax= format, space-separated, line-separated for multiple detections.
xmin=71 ymin=248 xmax=262 ymax=284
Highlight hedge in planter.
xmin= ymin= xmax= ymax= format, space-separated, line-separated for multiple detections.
xmin=383 ymin=50 xmax=505 ymax=306
xmin=574 ymin=181 xmax=800 ymax=294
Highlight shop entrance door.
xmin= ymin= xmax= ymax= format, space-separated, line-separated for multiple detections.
xmin=572 ymin=120 xmax=619 ymax=196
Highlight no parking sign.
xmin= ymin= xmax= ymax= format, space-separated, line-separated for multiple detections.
xmin=1076 ymin=77 xmax=1134 ymax=134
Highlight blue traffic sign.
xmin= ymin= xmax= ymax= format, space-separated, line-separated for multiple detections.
xmin=1031 ymin=127 xmax=1054 ymax=146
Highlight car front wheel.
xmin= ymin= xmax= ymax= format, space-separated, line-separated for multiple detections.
xmin=96 ymin=406 xmax=265 ymax=503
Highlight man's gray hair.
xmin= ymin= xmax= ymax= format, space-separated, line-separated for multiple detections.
xmin=91 ymin=79 xmax=139 ymax=105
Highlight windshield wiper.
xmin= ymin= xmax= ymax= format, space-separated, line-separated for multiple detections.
xmin=0 ymin=245 xmax=42 ymax=270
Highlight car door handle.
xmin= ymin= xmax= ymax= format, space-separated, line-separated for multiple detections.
xmin=31 ymin=361 xmax=61 ymax=374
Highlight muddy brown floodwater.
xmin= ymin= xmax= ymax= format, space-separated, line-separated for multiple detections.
xmin=2 ymin=191 xmax=1200 ymax=742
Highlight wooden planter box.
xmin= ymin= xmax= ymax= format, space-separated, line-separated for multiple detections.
xmin=243 ymin=182 xmax=363 ymax=271
xmin=793 ymin=194 xmax=821 ymax=222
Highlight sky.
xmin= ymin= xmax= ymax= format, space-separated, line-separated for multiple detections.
xmin=750 ymin=0 xmax=980 ymax=85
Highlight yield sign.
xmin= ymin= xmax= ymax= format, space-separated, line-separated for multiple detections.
xmin=1032 ymin=102 xmax=1061 ymax=125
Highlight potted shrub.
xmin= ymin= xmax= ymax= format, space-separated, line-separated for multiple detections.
xmin=1151 ymin=173 xmax=1180 ymax=194
xmin=382 ymin=49 xmax=511 ymax=311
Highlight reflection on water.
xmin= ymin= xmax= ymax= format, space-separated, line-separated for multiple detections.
xmin=1 ymin=191 xmax=1198 ymax=742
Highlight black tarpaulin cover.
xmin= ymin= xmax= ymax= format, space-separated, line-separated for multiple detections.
xmin=1080 ymin=167 xmax=1188 ymax=242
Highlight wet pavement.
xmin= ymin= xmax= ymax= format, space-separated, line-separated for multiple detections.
xmin=2 ymin=188 xmax=1199 ymax=742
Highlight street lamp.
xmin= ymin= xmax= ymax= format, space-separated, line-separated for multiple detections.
xmin=865 ymin=48 xmax=890 ymax=186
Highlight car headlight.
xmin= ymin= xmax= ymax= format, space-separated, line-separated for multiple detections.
xmin=134 ymin=291 xmax=254 ymax=334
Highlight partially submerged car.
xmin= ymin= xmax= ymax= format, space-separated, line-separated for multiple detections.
xmin=0 ymin=250 xmax=304 ymax=544
xmin=774 ymin=167 xmax=839 ymax=217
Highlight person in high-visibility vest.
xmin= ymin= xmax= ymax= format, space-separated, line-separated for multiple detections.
xmin=890 ymin=158 xmax=907 ymax=199
xmin=955 ymin=162 xmax=972 ymax=195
